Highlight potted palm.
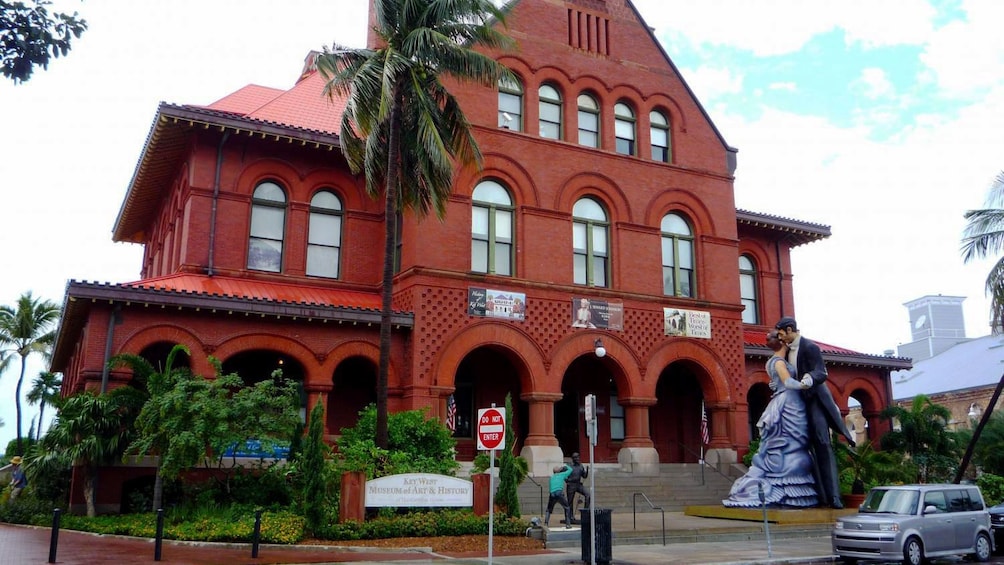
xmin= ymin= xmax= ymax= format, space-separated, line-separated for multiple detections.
xmin=836 ymin=440 xmax=895 ymax=508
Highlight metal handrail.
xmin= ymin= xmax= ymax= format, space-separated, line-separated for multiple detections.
xmin=524 ymin=473 xmax=544 ymax=516
xmin=631 ymin=492 xmax=666 ymax=546
xmin=669 ymin=440 xmax=735 ymax=485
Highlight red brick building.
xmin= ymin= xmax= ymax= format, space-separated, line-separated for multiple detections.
xmin=51 ymin=0 xmax=908 ymax=512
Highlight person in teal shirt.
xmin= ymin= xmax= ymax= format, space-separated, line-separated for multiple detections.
xmin=545 ymin=464 xmax=573 ymax=528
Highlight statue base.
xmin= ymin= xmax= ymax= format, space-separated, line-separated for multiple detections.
xmin=685 ymin=504 xmax=857 ymax=524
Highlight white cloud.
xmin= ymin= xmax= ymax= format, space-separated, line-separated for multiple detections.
xmin=853 ymin=67 xmax=896 ymax=99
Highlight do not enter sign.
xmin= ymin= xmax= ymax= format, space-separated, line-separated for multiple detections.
xmin=476 ymin=407 xmax=506 ymax=451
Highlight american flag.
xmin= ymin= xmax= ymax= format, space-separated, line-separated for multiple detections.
xmin=700 ymin=402 xmax=710 ymax=445
xmin=446 ymin=394 xmax=457 ymax=434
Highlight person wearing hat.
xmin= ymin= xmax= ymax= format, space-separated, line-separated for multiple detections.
xmin=564 ymin=452 xmax=590 ymax=523
xmin=775 ymin=316 xmax=855 ymax=509
xmin=545 ymin=463 xmax=573 ymax=528
xmin=9 ymin=456 xmax=27 ymax=502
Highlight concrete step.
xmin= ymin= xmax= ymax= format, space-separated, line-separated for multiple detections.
xmin=518 ymin=463 xmax=739 ymax=515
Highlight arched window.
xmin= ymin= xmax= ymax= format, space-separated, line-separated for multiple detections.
xmin=661 ymin=213 xmax=694 ymax=297
xmin=498 ymin=75 xmax=523 ymax=131
xmin=471 ymin=180 xmax=514 ymax=276
xmin=247 ymin=181 xmax=286 ymax=272
xmin=577 ymin=93 xmax=600 ymax=148
xmin=739 ymin=255 xmax=758 ymax=324
xmin=538 ymin=84 xmax=562 ymax=140
xmin=306 ymin=190 xmax=343 ymax=278
xmin=614 ymin=101 xmax=636 ymax=155
xmin=572 ymin=197 xmax=609 ymax=287
xmin=650 ymin=110 xmax=671 ymax=162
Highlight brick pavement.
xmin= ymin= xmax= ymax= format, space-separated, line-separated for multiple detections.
xmin=0 ymin=523 xmax=447 ymax=565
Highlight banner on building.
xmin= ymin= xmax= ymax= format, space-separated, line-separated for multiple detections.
xmin=572 ymin=297 xmax=624 ymax=330
xmin=663 ymin=308 xmax=711 ymax=339
xmin=468 ymin=287 xmax=526 ymax=320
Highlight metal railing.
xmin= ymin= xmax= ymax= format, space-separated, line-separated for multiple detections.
xmin=669 ymin=440 xmax=735 ymax=485
xmin=632 ymin=491 xmax=666 ymax=545
xmin=524 ymin=473 xmax=544 ymax=515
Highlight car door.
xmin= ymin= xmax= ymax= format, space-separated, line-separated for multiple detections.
xmin=947 ymin=488 xmax=978 ymax=552
xmin=921 ymin=490 xmax=954 ymax=553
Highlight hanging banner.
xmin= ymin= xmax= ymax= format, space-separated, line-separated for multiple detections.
xmin=663 ymin=308 xmax=711 ymax=339
xmin=468 ymin=287 xmax=526 ymax=320
xmin=571 ymin=297 xmax=623 ymax=330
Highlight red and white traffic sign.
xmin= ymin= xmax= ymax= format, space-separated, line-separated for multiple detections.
xmin=476 ymin=407 xmax=506 ymax=451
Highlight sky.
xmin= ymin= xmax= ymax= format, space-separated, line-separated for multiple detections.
xmin=1 ymin=0 xmax=1003 ymax=446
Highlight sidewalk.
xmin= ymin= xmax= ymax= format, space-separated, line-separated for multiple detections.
xmin=0 ymin=511 xmax=840 ymax=565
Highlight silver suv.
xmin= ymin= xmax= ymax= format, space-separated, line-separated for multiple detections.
xmin=832 ymin=484 xmax=993 ymax=565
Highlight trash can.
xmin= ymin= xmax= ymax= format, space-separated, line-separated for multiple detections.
xmin=580 ymin=508 xmax=612 ymax=564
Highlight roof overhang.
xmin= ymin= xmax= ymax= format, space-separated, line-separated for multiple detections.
xmin=51 ymin=278 xmax=412 ymax=371
xmin=112 ymin=103 xmax=343 ymax=243
xmin=736 ymin=209 xmax=831 ymax=247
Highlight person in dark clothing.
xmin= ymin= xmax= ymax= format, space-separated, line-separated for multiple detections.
xmin=565 ymin=452 xmax=590 ymax=523
xmin=775 ymin=316 xmax=856 ymax=509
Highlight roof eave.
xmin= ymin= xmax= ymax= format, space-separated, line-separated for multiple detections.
xmin=112 ymin=103 xmax=344 ymax=243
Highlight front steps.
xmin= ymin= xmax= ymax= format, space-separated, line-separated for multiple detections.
xmin=517 ymin=463 xmax=739 ymax=517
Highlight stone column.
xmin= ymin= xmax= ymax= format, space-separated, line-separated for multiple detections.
xmin=519 ymin=392 xmax=565 ymax=477
xmin=617 ymin=397 xmax=659 ymax=475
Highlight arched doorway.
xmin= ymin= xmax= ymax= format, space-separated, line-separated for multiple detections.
xmin=453 ymin=347 xmax=526 ymax=460
xmin=557 ymin=354 xmax=619 ymax=462
xmin=328 ymin=356 xmax=377 ymax=434
xmin=221 ymin=350 xmax=307 ymax=420
xmin=747 ymin=382 xmax=772 ymax=441
xmin=652 ymin=360 xmax=706 ymax=463
xmin=138 ymin=341 xmax=191 ymax=372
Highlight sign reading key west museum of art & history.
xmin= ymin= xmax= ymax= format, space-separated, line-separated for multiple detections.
xmin=365 ymin=473 xmax=474 ymax=507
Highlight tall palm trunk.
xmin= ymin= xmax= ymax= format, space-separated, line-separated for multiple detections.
xmin=15 ymin=355 xmax=27 ymax=453
xmin=83 ymin=466 xmax=97 ymax=517
xmin=36 ymin=399 xmax=46 ymax=441
xmin=376 ymin=97 xmax=403 ymax=450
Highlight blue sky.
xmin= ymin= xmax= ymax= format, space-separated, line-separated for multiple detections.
xmin=1 ymin=0 xmax=1003 ymax=445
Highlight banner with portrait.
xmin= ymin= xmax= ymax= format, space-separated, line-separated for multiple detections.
xmin=663 ymin=308 xmax=711 ymax=339
xmin=571 ymin=297 xmax=623 ymax=330
xmin=468 ymin=287 xmax=526 ymax=321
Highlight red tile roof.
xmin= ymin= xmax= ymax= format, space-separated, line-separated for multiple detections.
xmin=123 ymin=273 xmax=382 ymax=310
xmin=742 ymin=329 xmax=911 ymax=369
xmin=203 ymin=67 xmax=346 ymax=135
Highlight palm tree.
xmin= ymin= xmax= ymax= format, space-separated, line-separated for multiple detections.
xmin=958 ymin=172 xmax=1004 ymax=482
xmin=963 ymin=170 xmax=1004 ymax=331
xmin=36 ymin=387 xmax=143 ymax=516
xmin=881 ymin=394 xmax=961 ymax=483
xmin=315 ymin=0 xmax=513 ymax=448
xmin=0 ymin=291 xmax=61 ymax=454
xmin=26 ymin=370 xmax=62 ymax=441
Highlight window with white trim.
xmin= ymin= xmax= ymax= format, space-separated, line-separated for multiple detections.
xmin=306 ymin=190 xmax=343 ymax=278
xmin=498 ymin=76 xmax=523 ymax=131
xmin=661 ymin=213 xmax=694 ymax=297
xmin=650 ymin=110 xmax=670 ymax=162
xmin=247 ymin=181 xmax=286 ymax=272
xmin=573 ymin=197 xmax=609 ymax=287
xmin=577 ymin=93 xmax=599 ymax=147
xmin=614 ymin=101 xmax=635 ymax=155
xmin=539 ymin=84 xmax=562 ymax=140
xmin=739 ymin=255 xmax=758 ymax=324
xmin=471 ymin=180 xmax=514 ymax=276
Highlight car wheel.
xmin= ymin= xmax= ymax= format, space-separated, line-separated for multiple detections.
xmin=973 ymin=532 xmax=992 ymax=562
xmin=902 ymin=536 xmax=923 ymax=565
xmin=840 ymin=558 xmax=858 ymax=565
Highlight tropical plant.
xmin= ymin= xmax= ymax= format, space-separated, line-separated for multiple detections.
xmin=117 ymin=350 xmax=301 ymax=511
xmin=336 ymin=404 xmax=459 ymax=479
xmin=835 ymin=440 xmax=904 ymax=495
xmin=0 ymin=291 xmax=61 ymax=455
xmin=0 ymin=0 xmax=88 ymax=83
xmin=26 ymin=370 xmax=61 ymax=441
xmin=962 ymin=170 xmax=1004 ymax=332
xmin=34 ymin=387 xmax=144 ymax=516
xmin=963 ymin=412 xmax=1004 ymax=476
xmin=315 ymin=0 xmax=514 ymax=449
xmin=880 ymin=394 xmax=962 ymax=483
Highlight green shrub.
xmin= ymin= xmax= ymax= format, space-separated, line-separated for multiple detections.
xmin=335 ymin=405 xmax=459 ymax=478
xmin=59 ymin=507 xmax=305 ymax=544
xmin=313 ymin=509 xmax=528 ymax=541
xmin=978 ymin=473 xmax=1004 ymax=506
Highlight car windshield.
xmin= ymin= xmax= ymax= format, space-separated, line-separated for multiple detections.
xmin=860 ymin=489 xmax=919 ymax=514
